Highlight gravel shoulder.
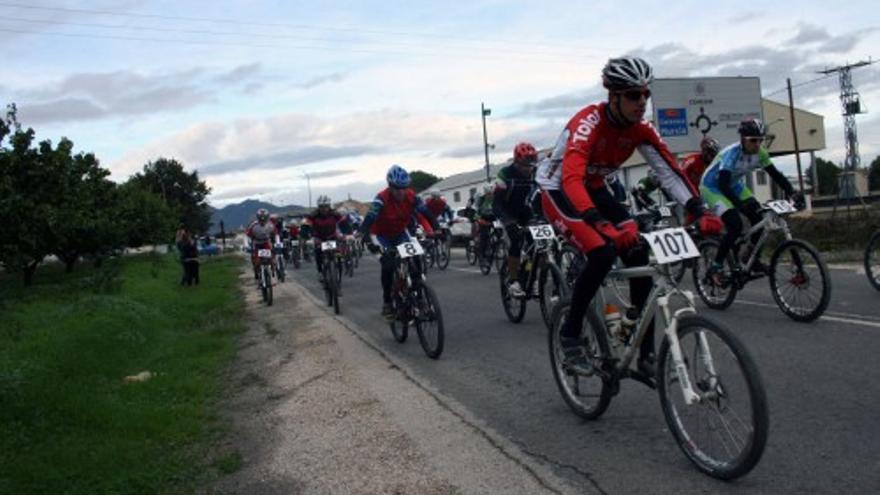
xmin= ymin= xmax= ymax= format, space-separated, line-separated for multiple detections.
xmin=210 ymin=265 xmax=588 ymax=495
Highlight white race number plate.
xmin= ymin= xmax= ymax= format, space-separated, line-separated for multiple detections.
xmin=397 ymin=240 xmax=424 ymax=258
xmin=321 ymin=240 xmax=337 ymax=251
xmin=658 ymin=206 xmax=672 ymax=217
xmin=767 ymin=200 xmax=796 ymax=215
xmin=528 ymin=224 xmax=554 ymax=240
xmin=641 ymin=227 xmax=699 ymax=264
xmin=257 ymin=249 xmax=272 ymax=258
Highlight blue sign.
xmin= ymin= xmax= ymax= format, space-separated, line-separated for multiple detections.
xmin=657 ymin=108 xmax=688 ymax=137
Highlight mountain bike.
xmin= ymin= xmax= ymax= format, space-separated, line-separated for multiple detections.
xmin=256 ymin=245 xmax=274 ymax=306
xmin=692 ymin=200 xmax=831 ymax=322
xmin=386 ymin=238 xmax=445 ymax=359
xmin=478 ymin=219 xmax=507 ymax=275
xmin=549 ymin=227 xmax=768 ymax=480
xmin=320 ymin=240 xmax=341 ymax=315
xmin=498 ymin=222 xmax=567 ymax=329
xmin=287 ymin=237 xmax=301 ymax=269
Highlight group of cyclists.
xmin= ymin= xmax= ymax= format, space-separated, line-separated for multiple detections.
xmin=245 ymin=54 xmax=803 ymax=379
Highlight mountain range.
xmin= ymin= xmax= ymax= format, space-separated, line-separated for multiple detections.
xmin=210 ymin=199 xmax=309 ymax=233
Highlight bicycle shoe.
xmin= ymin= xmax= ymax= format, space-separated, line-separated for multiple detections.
xmin=707 ymin=261 xmax=725 ymax=287
xmin=560 ymin=336 xmax=593 ymax=375
xmin=508 ymin=280 xmax=526 ymax=298
xmin=381 ymin=303 xmax=394 ymax=320
xmin=637 ymin=354 xmax=656 ymax=379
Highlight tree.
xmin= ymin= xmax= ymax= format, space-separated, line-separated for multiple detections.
xmin=129 ymin=158 xmax=212 ymax=234
xmin=409 ymin=170 xmax=442 ymax=193
xmin=868 ymin=156 xmax=880 ymax=192
xmin=0 ymin=106 xmax=64 ymax=285
xmin=115 ymin=181 xmax=176 ymax=249
xmin=805 ymin=157 xmax=841 ymax=196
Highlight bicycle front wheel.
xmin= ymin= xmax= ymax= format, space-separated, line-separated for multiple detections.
xmin=437 ymin=237 xmax=451 ymax=270
xmin=657 ymin=315 xmax=768 ymax=480
xmin=499 ymin=260 xmax=526 ymax=323
xmin=389 ymin=293 xmax=408 ymax=343
xmin=769 ymin=239 xmax=831 ymax=322
xmin=416 ymin=284 xmax=445 ymax=359
xmin=548 ymin=300 xmax=612 ymax=419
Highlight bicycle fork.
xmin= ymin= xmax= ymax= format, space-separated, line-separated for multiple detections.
xmin=657 ymin=292 xmax=716 ymax=406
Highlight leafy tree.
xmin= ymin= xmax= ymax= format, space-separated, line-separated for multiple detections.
xmin=115 ymin=181 xmax=177 ymax=249
xmin=805 ymin=157 xmax=841 ymax=196
xmin=409 ymin=170 xmax=442 ymax=193
xmin=868 ymin=156 xmax=880 ymax=191
xmin=129 ymin=158 xmax=212 ymax=234
xmin=0 ymin=106 xmax=63 ymax=285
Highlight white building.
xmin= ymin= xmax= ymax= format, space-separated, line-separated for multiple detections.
xmin=426 ymin=164 xmax=505 ymax=207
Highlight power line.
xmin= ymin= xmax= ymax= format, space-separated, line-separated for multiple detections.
xmin=0 ymin=1 xmax=605 ymax=55
xmin=0 ymin=26 xmax=583 ymax=66
xmin=0 ymin=14 xmax=585 ymax=61
xmin=763 ymin=73 xmax=835 ymax=97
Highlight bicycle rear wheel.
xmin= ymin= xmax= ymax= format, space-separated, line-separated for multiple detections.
xmin=692 ymin=239 xmax=737 ymax=310
xmin=437 ymin=237 xmax=451 ymax=270
xmin=466 ymin=240 xmax=477 ymax=265
xmin=416 ymin=284 xmax=444 ymax=359
xmin=389 ymin=293 xmax=408 ymax=343
xmin=769 ymin=239 xmax=830 ymax=322
xmin=865 ymin=231 xmax=880 ymax=290
xmin=499 ymin=261 xmax=526 ymax=323
xmin=538 ymin=261 xmax=567 ymax=331
xmin=657 ymin=315 xmax=768 ymax=480
xmin=548 ymin=300 xmax=612 ymax=419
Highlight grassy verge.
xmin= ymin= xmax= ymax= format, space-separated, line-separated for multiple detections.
xmin=0 ymin=253 xmax=244 ymax=494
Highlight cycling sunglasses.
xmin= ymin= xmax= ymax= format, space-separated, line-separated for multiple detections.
xmin=619 ymin=89 xmax=651 ymax=101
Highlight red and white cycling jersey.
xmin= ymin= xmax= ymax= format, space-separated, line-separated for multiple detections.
xmin=535 ymin=102 xmax=696 ymax=212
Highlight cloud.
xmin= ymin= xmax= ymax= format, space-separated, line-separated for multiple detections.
xmin=297 ymin=72 xmax=345 ymax=89
xmin=210 ymin=185 xmax=283 ymax=201
xmin=214 ymin=63 xmax=262 ymax=84
xmin=199 ymin=146 xmax=376 ymax=176
xmin=786 ymin=23 xmax=832 ymax=45
xmin=14 ymin=68 xmax=214 ymax=124
xmin=306 ymin=169 xmax=356 ymax=179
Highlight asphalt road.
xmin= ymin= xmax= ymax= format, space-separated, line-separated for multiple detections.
xmin=288 ymin=248 xmax=880 ymax=495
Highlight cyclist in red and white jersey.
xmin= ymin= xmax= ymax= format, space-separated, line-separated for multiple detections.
xmin=537 ymin=56 xmax=723 ymax=375
xmin=246 ymin=208 xmax=281 ymax=276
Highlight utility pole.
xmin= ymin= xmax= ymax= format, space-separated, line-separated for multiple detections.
xmin=819 ymin=58 xmax=874 ymax=216
xmin=481 ymin=102 xmax=492 ymax=182
xmin=786 ymin=78 xmax=805 ymax=193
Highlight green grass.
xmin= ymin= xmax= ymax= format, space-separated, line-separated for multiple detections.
xmin=0 ymin=253 xmax=245 ymax=494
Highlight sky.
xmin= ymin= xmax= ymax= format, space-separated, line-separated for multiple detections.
xmin=2 ymin=0 xmax=879 ymax=207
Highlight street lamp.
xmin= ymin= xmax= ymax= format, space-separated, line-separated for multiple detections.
xmin=481 ymin=102 xmax=492 ymax=182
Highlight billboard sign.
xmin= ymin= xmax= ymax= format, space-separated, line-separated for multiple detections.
xmin=650 ymin=77 xmax=763 ymax=153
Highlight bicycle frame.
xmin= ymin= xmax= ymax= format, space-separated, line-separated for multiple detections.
xmin=740 ymin=208 xmax=792 ymax=272
xmin=595 ymin=264 xmax=708 ymax=405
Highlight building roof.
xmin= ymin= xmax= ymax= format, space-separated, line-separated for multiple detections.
xmin=430 ymin=164 xmax=505 ymax=192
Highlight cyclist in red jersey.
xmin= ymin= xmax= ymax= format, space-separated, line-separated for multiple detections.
xmin=246 ymin=208 xmax=280 ymax=277
xmin=359 ymin=165 xmax=437 ymax=318
xmin=305 ymin=195 xmax=344 ymax=282
xmin=632 ymin=136 xmax=720 ymax=208
xmin=538 ymin=56 xmax=723 ymax=376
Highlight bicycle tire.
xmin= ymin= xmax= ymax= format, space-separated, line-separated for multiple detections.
xmin=277 ymin=258 xmax=286 ymax=283
xmin=324 ymin=264 xmax=334 ymax=307
xmin=692 ymin=239 xmax=738 ymax=310
xmin=657 ymin=314 xmax=768 ymax=480
xmin=261 ymin=266 xmax=270 ymax=304
xmin=865 ymin=231 xmax=880 ymax=290
xmin=437 ymin=237 xmax=451 ymax=270
xmin=466 ymin=240 xmax=477 ymax=265
xmin=494 ymin=239 xmax=507 ymax=272
xmin=769 ymin=239 xmax=831 ymax=322
xmin=416 ymin=284 xmax=445 ymax=359
xmin=557 ymin=244 xmax=586 ymax=290
xmin=389 ymin=292 xmax=408 ymax=342
xmin=479 ymin=244 xmax=492 ymax=275
xmin=499 ymin=260 xmax=527 ymax=323
xmin=538 ymin=261 xmax=567 ymax=331
xmin=548 ymin=299 xmax=612 ymax=419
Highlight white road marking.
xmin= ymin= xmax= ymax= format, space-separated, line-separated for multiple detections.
xmin=735 ymin=299 xmax=880 ymax=329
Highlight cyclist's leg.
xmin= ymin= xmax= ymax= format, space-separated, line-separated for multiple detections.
xmin=739 ymin=188 xmax=764 ymax=245
xmin=314 ymin=244 xmax=324 ymax=274
xmin=544 ymin=190 xmax=612 ymax=339
xmin=478 ymin=220 xmax=491 ymax=257
xmin=619 ymin=246 xmax=654 ymax=360
xmin=504 ymin=222 xmax=523 ymax=282
xmin=701 ymin=186 xmax=739 ymax=265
